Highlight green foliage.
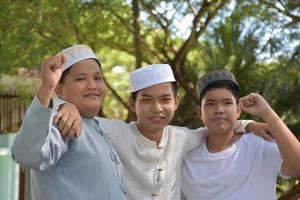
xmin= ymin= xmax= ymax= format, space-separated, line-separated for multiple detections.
xmin=0 ymin=0 xmax=299 ymax=197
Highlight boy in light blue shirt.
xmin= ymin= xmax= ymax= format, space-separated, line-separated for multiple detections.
xmin=11 ymin=44 xmax=126 ymax=200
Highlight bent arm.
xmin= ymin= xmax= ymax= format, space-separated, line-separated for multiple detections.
xmin=263 ymin=110 xmax=300 ymax=177
xmin=240 ymin=93 xmax=300 ymax=177
xmin=11 ymin=96 xmax=68 ymax=171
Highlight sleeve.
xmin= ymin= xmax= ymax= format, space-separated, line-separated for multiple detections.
xmin=175 ymin=126 xmax=207 ymax=153
xmin=52 ymin=97 xmax=69 ymax=111
xmin=262 ymin=140 xmax=287 ymax=178
xmin=11 ymin=96 xmax=68 ymax=171
xmin=234 ymin=120 xmax=253 ymax=133
xmin=95 ymin=117 xmax=128 ymax=142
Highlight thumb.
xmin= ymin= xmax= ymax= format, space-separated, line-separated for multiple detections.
xmin=239 ymin=102 xmax=246 ymax=112
xmin=59 ymin=54 xmax=66 ymax=67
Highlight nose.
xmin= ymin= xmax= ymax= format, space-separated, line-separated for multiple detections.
xmin=151 ymin=101 xmax=163 ymax=113
xmin=86 ymin=78 xmax=97 ymax=90
xmin=214 ymin=104 xmax=224 ymax=114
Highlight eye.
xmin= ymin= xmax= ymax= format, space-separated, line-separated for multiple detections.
xmin=141 ymin=98 xmax=150 ymax=102
xmin=95 ymin=76 xmax=103 ymax=81
xmin=225 ymin=101 xmax=233 ymax=106
xmin=206 ymin=102 xmax=214 ymax=106
xmin=75 ymin=77 xmax=85 ymax=81
xmin=163 ymin=97 xmax=172 ymax=102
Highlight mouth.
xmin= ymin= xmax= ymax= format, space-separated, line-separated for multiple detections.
xmin=149 ymin=116 xmax=165 ymax=123
xmin=82 ymin=94 xmax=101 ymax=98
xmin=212 ymin=118 xmax=226 ymax=122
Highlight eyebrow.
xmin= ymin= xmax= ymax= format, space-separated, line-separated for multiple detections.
xmin=206 ymin=98 xmax=233 ymax=102
xmin=140 ymin=94 xmax=152 ymax=98
xmin=74 ymin=72 xmax=102 ymax=76
xmin=140 ymin=93 xmax=172 ymax=98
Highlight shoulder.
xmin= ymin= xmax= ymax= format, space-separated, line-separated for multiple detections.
xmin=94 ymin=117 xmax=130 ymax=138
xmin=166 ymin=125 xmax=207 ymax=136
xmin=240 ymin=132 xmax=278 ymax=152
xmin=241 ymin=132 xmax=264 ymax=143
xmin=95 ymin=117 xmax=127 ymax=126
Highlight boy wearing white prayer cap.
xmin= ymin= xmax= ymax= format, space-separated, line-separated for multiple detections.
xmin=55 ymin=63 xmax=270 ymax=199
xmin=11 ymin=44 xmax=126 ymax=200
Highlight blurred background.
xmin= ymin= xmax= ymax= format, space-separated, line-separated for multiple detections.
xmin=0 ymin=0 xmax=299 ymax=199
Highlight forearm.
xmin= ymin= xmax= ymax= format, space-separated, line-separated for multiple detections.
xmin=234 ymin=120 xmax=253 ymax=133
xmin=263 ymin=110 xmax=300 ymax=174
xmin=11 ymin=96 xmax=67 ymax=170
xmin=37 ymin=82 xmax=56 ymax=108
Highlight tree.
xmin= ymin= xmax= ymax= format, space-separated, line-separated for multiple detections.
xmin=0 ymin=0 xmax=299 ymax=198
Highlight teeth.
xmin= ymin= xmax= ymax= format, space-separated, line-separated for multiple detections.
xmin=151 ymin=117 xmax=163 ymax=122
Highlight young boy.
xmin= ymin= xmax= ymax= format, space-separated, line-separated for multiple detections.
xmin=57 ymin=64 xmax=269 ymax=199
xmin=11 ymin=45 xmax=126 ymax=200
xmin=182 ymin=69 xmax=300 ymax=200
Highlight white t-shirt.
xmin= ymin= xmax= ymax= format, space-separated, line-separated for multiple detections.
xmin=182 ymin=133 xmax=287 ymax=200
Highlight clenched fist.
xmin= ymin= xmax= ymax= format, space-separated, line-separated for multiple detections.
xmin=37 ymin=54 xmax=66 ymax=108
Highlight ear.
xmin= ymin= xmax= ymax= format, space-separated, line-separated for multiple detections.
xmin=196 ymin=105 xmax=202 ymax=120
xmin=55 ymin=83 xmax=64 ymax=99
xmin=128 ymin=97 xmax=136 ymax=113
xmin=236 ymin=103 xmax=242 ymax=119
xmin=174 ymin=95 xmax=180 ymax=110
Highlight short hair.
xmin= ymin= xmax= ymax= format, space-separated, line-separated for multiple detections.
xmin=198 ymin=80 xmax=239 ymax=104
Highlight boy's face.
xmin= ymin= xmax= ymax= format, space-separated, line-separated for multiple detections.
xmin=130 ymin=82 xmax=179 ymax=136
xmin=196 ymin=88 xmax=241 ymax=135
xmin=55 ymin=59 xmax=105 ymax=118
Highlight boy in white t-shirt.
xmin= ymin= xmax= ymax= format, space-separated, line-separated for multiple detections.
xmin=182 ymin=69 xmax=300 ymax=200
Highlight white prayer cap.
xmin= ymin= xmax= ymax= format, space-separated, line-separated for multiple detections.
xmin=59 ymin=44 xmax=100 ymax=71
xmin=130 ymin=64 xmax=176 ymax=92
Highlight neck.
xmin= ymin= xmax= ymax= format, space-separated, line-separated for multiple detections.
xmin=206 ymin=131 xmax=237 ymax=153
xmin=136 ymin=124 xmax=163 ymax=145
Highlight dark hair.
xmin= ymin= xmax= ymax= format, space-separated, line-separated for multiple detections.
xmin=59 ymin=58 xmax=102 ymax=84
xmin=198 ymin=80 xmax=239 ymax=105
xmin=131 ymin=81 xmax=177 ymax=101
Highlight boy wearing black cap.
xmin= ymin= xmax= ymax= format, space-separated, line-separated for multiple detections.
xmin=182 ymin=69 xmax=300 ymax=200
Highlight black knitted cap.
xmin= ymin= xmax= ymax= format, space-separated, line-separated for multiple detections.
xmin=196 ymin=69 xmax=238 ymax=99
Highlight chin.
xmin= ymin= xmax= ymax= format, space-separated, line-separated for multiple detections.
xmin=79 ymin=106 xmax=101 ymax=118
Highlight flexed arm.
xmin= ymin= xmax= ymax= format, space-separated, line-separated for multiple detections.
xmin=240 ymin=93 xmax=300 ymax=177
xmin=11 ymin=55 xmax=68 ymax=171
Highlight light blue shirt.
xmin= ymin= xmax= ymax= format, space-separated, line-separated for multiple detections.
xmin=11 ymin=96 xmax=126 ymax=200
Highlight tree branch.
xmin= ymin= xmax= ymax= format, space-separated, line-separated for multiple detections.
xmin=278 ymin=179 xmax=300 ymax=200
xmin=132 ymin=0 xmax=143 ymax=69
xmin=59 ymin=0 xmax=84 ymax=43
xmin=103 ymin=76 xmax=130 ymax=111
xmin=171 ymin=0 xmax=229 ymax=101
xmin=261 ymin=0 xmax=300 ymax=22
xmin=187 ymin=0 xmax=197 ymax=16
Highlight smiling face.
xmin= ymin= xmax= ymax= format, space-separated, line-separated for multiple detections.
xmin=129 ymin=82 xmax=179 ymax=140
xmin=55 ymin=59 xmax=105 ymax=118
xmin=197 ymin=88 xmax=241 ymax=135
